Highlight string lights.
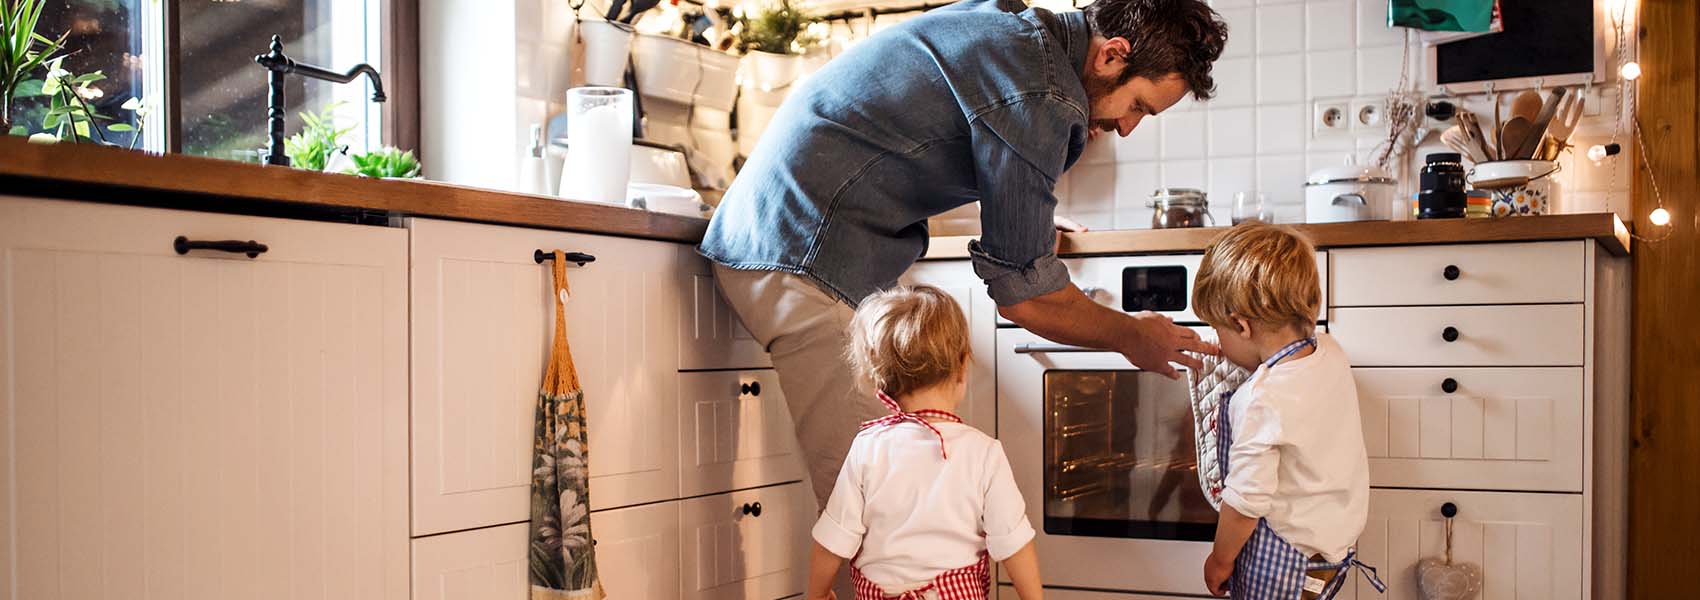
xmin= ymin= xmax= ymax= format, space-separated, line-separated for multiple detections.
xmin=1596 ymin=0 xmax=1672 ymax=242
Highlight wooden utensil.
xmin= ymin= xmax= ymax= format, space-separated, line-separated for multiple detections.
xmin=1442 ymin=124 xmax=1487 ymax=164
xmin=1516 ymin=86 xmax=1569 ymax=160
xmin=1500 ymin=117 xmax=1535 ymax=162
xmin=1545 ymin=92 xmax=1586 ymax=148
xmin=1510 ymin=90 xmax=1543 ymax=121
xmin=1459 ymin=112 xmax=1495 ymax=163
xmin=1492 ymin=91 xmax=1504 ymax=161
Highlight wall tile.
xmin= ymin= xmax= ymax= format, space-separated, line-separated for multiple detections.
xmin=1307 ymin=50 xmax=1356 ymax=99
xmin=1068 ymin=162 xmax=1116 ymax=212
xmin=1078 ymin=131 xmax=1117 ymax=165
xmin=1113 ymin=163 xmax=1161 ymax=228
xmin=1358 ymin=45 xmax=1407 ymax=96
xmin=1257 ymin=104 xmax=1307 ymax=154
xmin=1257 ymin=154 xmax=1307 ymax=208
xmin=1116 ymin=120 xmax=1161 ymax=161
xmin=1211 ymin=57 xmax=1257 ymax=107
xmin=1257 ymin=4 xmax=1305 ymax=54
xmin=1209 ymin=107 xmax=1257 ymax=157
xmin=1257 ymin=54 xmax=1306 ymax=104
xmin=1306 ymin=150 xmax=1356 ymax=174
xmin=1162 ymin=160 xmax=1209 ymax=189
xmin=1161 ymin=111 xmax=1208 ymax=159
xmin=1208 ymin=157 xmax=1258 ymax=212
xmin=1356 ymin=0 xmax=1404 ymax=47
xmin=1211 ymin=0 xmax=1255 ymax=7
xmin=1306 ymin=1 xmax=1355 ymax=51
xmin=1221 ymin=7 xmax=1257 ymax=58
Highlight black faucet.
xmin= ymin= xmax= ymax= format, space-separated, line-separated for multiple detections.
xmin=254 ymin=35 xmax=387 ymax=166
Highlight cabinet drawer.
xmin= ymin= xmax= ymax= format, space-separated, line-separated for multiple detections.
xmin=1329 ymin=305 xmax=1584 ymax=366
xmin=679 ymin=250 xmax=773 ymax=370
xmin=594 ymin=502 xmax=683 ymax=600
xmin=411 ymin=523 xmax=529 ymax=600
xmin=1330 ymin=241 xmax=1584 ymax=307
xmin=1356 ymin=368 xmax=1584 ymax=492
xmin=680 ymin=369 xmax=806 ymax=497
xmin=680 ymin=483 xmax=813 ymax=600
xmin=1336 ymin=489 xmax=1583 ymax=600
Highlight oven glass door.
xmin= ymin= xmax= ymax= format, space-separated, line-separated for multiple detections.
xmin=1043 ymin=369 xmax=1217 ymax=541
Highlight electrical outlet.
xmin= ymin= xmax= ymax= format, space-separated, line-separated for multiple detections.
xmin=1351 ymin=99 xmax=1384 ymax=131
xmin=1313 ymin=100 xmax=1351 ymax=138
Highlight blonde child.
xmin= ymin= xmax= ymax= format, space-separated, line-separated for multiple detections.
xmin=806 ymin=285 xmax=1042 ymax=600
xmin=1191 ymin=224 xmax=1383 ymax=599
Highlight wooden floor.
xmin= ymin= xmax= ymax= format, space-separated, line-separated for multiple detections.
xmin=1630 ymin=1 xmax=1700 ymax=598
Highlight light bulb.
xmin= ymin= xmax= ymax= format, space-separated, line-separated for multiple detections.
xmin=1621 ymin=61 xmax=1642 ymax=81
xmin=1587 ymin=143 xmax=1622 ymax=162
xmin=1650 ymin=207 xmax=1671 ymax=226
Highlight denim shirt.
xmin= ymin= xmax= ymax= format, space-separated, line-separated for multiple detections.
xmin=698 ymin=0 xmax=1090 ymax=306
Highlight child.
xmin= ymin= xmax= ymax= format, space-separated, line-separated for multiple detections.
xmin=806 ymin=285 xmax=1042 ymax=600
xmin=1191 ymin=224 xmax=1383 ymax=599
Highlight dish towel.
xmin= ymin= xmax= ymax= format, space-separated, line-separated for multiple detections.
xmin=529 ymin=251 xmax=605 ymax=600
xmin=1185 ymin=347 xmax=1251 ymax=511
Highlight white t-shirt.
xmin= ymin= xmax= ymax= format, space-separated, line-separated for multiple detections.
xmin=812 ymin=421 xmax=1035 ymax=590
xmin=1219 ymin=333 xmax=1370 ymax=562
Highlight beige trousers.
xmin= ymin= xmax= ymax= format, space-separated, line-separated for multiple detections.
xmin=711 ymin=264 xmax=887 ymax=507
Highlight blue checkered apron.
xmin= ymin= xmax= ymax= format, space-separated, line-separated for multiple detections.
xmin=1216 ymin=338 xmax=1387 ymax=600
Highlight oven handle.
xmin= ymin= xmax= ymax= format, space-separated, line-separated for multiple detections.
xmin=1012 ymin=343 xmax=1117 ymax=354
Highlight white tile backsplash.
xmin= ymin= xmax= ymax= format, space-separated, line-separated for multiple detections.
xmin=1257 ymin=154 xmax=1308 ymax=215
xmin=1220 ymin=7 xmax=1257 ymax=58
xmin=1115 ymin=162 xmax=1161 ymax=204
xmin=1357 ymin=45 xmax=1406 ymax=96
xmin=1078 ymin=132 xmax=1117 ymax=165
xmin=1257 ymin=104 xmax=1307 ymax=154
xmin=1115 ymin=121 xmax=1161 ymax=161
xmin=1306 ymin=1 xmax=1355 ymax=51
xmin=1356 ymin=0 xmax=1403 ymax=47
xmin=1161 ymin=111 xmax=1208 ymax=159
xmin=1307 ymin=50 xmax=1356 ymax=99
xmin=1162 ymin=160 xmax=1209 ymax=190
xmin=1257 ymin=4 xmax=1306 ymax=54
xmin=1212 ymin=57 xmax=1257 ymax=107
xmin=1257 ymin=54 xmax=1306 ymax=104
xmin=1209 ymin=107 xmax=1257 ymax=157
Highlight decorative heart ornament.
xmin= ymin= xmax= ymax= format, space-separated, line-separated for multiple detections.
xmin=1416 ymin=558 xmax=1483 ymax=600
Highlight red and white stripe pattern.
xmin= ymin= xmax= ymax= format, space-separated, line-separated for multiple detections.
xmin=860 ymin=390 xmax=962 ymax=459
xmin=851 ymin=552 xmax=989 ymax=600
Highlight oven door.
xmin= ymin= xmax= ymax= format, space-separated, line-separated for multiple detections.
xmin=996 ymin=328 xmax=1215 ymax=595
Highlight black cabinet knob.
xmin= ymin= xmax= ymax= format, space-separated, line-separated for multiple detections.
xmin=1442 ymin=326 xmax=1460 ymax=342
xmin=1443 ymin=265 xmax=1460 ymax=281
xmin=1441 ymin=378 xmax=1458 ymax=394
xmin=1441 ymin=502 xmax=1458 ymax=518
xmin=739 ymin=381 xmax=763 ymax=396
xmin=740 ymin=502 xmax=763 ymax=517
xmin=740 ymin=383 xmax=750 ymax=395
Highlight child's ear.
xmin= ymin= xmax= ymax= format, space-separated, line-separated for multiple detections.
xmin=956 ymin=352 xmax=971 ymax=382
xmin=1231 ymin=315 xmax=1254 ymax=339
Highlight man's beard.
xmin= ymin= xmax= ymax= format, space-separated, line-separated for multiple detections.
xmin=1081 ymin=71 xmax=1120 ymax=132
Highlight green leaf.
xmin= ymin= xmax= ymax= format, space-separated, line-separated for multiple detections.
xmin=42 ymin=111 xmax=61 ymax=128
xmin=9 ymin=125 xmax=26 ymax=136
xmin=14 ymin=79 xmax=44 ymax=97
xmin=107 ymin=123 xmax=134 ymax=132
xmin=39 ymin=74 xmax=60 ymax=97
xmin=70 ymin=71 xmax=106 ymax=84
xmin=73 ymin=119 xmax=89 ymax=138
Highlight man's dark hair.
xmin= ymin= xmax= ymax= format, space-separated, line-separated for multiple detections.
xmin=1082 ymin=0 xmax=1228 ymax=99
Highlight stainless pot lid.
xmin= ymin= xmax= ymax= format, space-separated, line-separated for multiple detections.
xmin=1148 ymin=187 xmax=1208 ymax=207
xmin=1305 ymin=163 xmax=1395 ymax=186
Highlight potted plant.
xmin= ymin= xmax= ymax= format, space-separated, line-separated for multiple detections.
xmin=734 ymin=0 xmax=821 ymax=90
xmin=1 ymin=0 xmax=65 ymax=133
xmin=283 ymin=103 xmax=353 ymax=170
xmin=347 ymin=146 xmax=422 ymax=179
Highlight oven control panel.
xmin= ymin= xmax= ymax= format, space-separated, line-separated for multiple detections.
xmin=1121 ymin=265 xmax=1189 ymax=313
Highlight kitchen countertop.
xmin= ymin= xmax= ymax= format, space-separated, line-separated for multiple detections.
xmin=0 ymin=136 xmax=709 ymax=243
xmin=1 ymin=137 xmax=1630 ymax=256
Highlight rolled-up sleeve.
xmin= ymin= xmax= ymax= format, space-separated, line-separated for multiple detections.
xmin=1221 ymin=396 xmax=1283 ymax=519
xmin=811 ymin=445 xmax=867 ymax=558
xmin=981 ymin=441 xmax=1036 ymax=560
xmin=967 ymin=96 xmax=1083 ymax=306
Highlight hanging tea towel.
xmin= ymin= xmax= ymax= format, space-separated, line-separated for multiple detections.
xmin=529 ymin=251 xmax=605 ymax=600
xmin=1185 ymin=347 xmax=1251 ymax=511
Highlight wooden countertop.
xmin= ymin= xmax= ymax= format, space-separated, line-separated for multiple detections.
xmin=925 ymin=212 xmax=1631 ymax=259
xmin=0 ymin=136 xmax=708 ymax=243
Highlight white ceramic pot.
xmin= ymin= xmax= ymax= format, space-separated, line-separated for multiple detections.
xmin=695 ymin=49 xmax=742 ymax=112
xmin=1467 ymin=160 xmax=1562 ymax=217
xmin=632 ymin=34 xmax=739 ymax=109
xmin=744 ymin=50 xmax=801 ymax=92
xmin=579 ymin=20 xmax=635 ymax=87
xmin=1304 ymin=163 xmax=1397 ymax=223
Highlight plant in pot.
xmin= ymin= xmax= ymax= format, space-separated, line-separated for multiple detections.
xmin=347 ymin=146 xmax=421 ymax=179
xmin=1 ymin=0 xmax=65 ymax=133
xmin=734 ymin=0 xmax=820 ymax=90
xmin=283 ymin=103 xmax=353 ymax=171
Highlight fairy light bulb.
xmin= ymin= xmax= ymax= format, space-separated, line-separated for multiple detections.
xmin=1650 ymin=207 xmax=1671 ymax=226
xmin=1620 ymin=61 xmax=1642 ymax=81
xmin=1587 ymin=143 xmax=1622 ymax=163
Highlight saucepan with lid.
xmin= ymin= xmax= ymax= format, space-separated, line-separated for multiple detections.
xmin=1304 ymin=163 xmax=1397 ymax=223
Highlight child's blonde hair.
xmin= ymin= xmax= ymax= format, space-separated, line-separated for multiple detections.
xmin=1193 ymin=222 xmax=1320 ymax=333
xmin=847 ymin=285 xmax=970 ymax=398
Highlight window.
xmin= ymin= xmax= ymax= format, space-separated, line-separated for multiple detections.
xmin=14 ymin=0 xmax=384 ymax=161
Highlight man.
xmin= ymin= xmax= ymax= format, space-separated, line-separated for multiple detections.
xmin=700 ymin=0 xmax=1228 ymax=506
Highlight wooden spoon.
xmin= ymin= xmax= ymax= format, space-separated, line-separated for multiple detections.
xmin=1499 ymin=117 xmax=1535 ymax=162
xmin=1511 ymin=90 xmax=1543 ymax=122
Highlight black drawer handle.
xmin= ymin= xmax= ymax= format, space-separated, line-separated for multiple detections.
xmin=174 ymin=236 xmax=267 ymax=259
xmin=1441 ymin=378 xmax=1458 ymax=394
xmin=1443 ymin=265 xmax=1461 ymax=281
xmin=739 ymin=381 xmax=762 ymax=396
xmin=1442 ymin=326 xmax=1459 ymax=343
xmin=1441 ymin=502 xmax=1458 ymax=518
xmin=740 ymin=502 xmax=762 ymax=517
xmin=534 ymin=249 xmax=597 ymax=266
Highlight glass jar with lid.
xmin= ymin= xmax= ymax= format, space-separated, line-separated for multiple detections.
xmin=1147 ymin=188 xmax=1213 ymax=229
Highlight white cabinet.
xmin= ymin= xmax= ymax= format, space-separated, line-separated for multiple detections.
xmin=678 ymin=369 xmax=805 ymax=497
xmin=679 ymin=483 xmax=813 ymax=600
xmin=901 ymin=260 xmax=997 ymax=432
xmin=596 ymin=502 xmax=684 ymax=599
xmin=1329 ymin=241 xmax=1584 ymax=306
xmin=409 ymin=218 xmax=683 ymax=535
xmin=1329 ymin=305 xmax=1585 ymax=367
xmin=0 ymin=197 xmax=410 ymax=600
xmin=412 ymin=524 xmax=530 ymax=600
xmin=1339 ymin=489 xmax=1584 ymax=600
xmin=678 ymin=249 xmax=772 ymax=371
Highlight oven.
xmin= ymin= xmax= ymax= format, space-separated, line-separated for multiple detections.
xmin=994 ymin=253 xmax=1325 ymax=595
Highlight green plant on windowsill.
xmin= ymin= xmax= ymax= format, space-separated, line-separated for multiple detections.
xmin=26 ymin=59 xmax=145 ymax=146
xmin=1 ymin=0 xmax=65 ymax=133
xmin=348 ymin=146 xmax=421 ymax=179
xmin=283 ymin=103 xmax=353 ymax=171
xmin=735 ymin=0 xmax=820 ymax=55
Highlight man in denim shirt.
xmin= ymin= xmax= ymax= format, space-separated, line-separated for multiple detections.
xmin=701 ymin=0 xmax=1228 ymax=505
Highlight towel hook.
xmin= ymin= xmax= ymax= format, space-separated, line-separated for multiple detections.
xmin=534 ymin=249 xmax=598 ymax=266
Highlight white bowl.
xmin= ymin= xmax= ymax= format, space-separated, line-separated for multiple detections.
xmin=627 ymin=183 xmax=711 ymax=218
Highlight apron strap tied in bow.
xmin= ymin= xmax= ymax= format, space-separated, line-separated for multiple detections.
xmin=860 ymin=390 xmax=963 ymax=459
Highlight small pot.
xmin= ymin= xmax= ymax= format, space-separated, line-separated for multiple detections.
xmin=1467 ymin=160 xmax=1561 ymax=217
xmin=1147 ymin=188 xmax=1213 ymax=229
xmin=1305 ymin=164 xmax=1396 ymax=223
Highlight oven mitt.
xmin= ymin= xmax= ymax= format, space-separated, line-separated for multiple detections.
xmin=1186 ymin=347 xmax=1251 ymax=512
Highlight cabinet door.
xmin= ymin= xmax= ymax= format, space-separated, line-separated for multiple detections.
xmin=1356 ymin=368 xmax=1585 ymax=492
xmin=900 ymin=261 xmax=997 ymax=432
xmin=1329 ymin=242 xmax=1584 ymax=307
xmin=680 ymin=483 xmax=813 ymax=600
xmin=412 ymin=524 xmax=529 ymax=600
xmin=1337 ymin=489 xmax=1584 ymax=600
xmin=678 ymin=249 xmax=772 ymax=370
xmin=679 ymin=369 xmax=806 ymax=497
xmin=1329 ymin=305 xmax=1585 ymax=367
xmin=0 ymin=197 xmax=410 ymax=600
xmin=410 ymin=218 xmax=682 ymax=536
xmin=595 ymin=502 xmax=684 ymax=599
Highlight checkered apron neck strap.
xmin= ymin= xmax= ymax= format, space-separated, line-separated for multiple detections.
xmin=860 ymin=390 xmax=963 ymax=459
xmin=851 ymin=553 xmax=990 ymax=600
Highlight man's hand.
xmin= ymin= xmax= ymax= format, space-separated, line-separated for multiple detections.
xmin=1119 ymin=312 xmax=1216 ymax=379
xmin=1203 ymin=552 xmax=1234 ymax=597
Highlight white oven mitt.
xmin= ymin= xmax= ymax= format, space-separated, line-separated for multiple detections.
xmin=1186 ymin=347 xmax=1251 ymax=511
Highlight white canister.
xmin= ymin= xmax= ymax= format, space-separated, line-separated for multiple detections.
xmin=1467 ymin=160 xmax=1562 ymax=217
xmin=579 ymin=20 xmax=635 ymax=87
xmin=559 ymin=87 xmax=634 ymax=205
xmin=1304 ymin=164 xmax=1397 ymax=223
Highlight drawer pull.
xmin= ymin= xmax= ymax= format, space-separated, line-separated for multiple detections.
xmin=740 ymin=502 xmax=763 ymax=517
xmin=1442 ymin=326 xmax=1460 ymax=342
xmin=1441 ymin=502 xmax=1458 ymax=518
xmin=740 ymin=381 xmax=762 ymax=396
xmin=533 ymin=249 xmax=597 ymax=266
xmin=174 ymin=236 xmax=268 ymax=259
xmin=1443 ymin=264 xmax=1461 ymax=281
xmin=1441 ymin=378 xmax=1459 ymax=394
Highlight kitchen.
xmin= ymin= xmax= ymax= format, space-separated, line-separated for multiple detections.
xmin=0 ymin=0 xmax=1692 ymax=599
